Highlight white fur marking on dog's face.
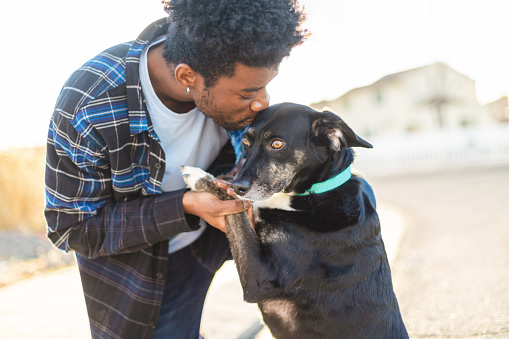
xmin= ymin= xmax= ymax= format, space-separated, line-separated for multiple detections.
xmin=180 ymin=166 xmax=213 ymax=190
xmin=241 ymin=161 xmax=295 ymax=201
xmin=239 ymin=148 xmax=308 ymax=201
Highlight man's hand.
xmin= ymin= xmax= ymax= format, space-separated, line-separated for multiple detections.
xmin=182 ymin=190 xmax=251 ymax=232
xmin=215 ymin=179 xmax=255 ymax=230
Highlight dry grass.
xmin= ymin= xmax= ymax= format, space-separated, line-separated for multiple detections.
xmin=0 ymin=146 xmax=80 ymax=287
xmin=0 ymin=146 xmax=46 ymax=232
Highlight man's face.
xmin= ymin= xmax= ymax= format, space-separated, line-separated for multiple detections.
xmin=194 ymin=63 xmax=278 ymax=131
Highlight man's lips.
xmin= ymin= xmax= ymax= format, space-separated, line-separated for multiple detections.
xmin=239 ymin=118 xmax=253 ymax=126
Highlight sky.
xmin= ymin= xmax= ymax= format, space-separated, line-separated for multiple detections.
xmin=1 ymin=0 xmax=508 ymax=149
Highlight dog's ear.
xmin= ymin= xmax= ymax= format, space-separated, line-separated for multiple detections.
xmin=312 ymin=111 xmax=373 ymax=151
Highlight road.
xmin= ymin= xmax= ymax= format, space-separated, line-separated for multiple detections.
xmin=370 ymin=165 xmax=509 ymax=338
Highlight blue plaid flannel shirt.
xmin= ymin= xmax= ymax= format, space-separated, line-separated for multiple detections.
xmin=45 ymin=18 xmax=246 ymax=339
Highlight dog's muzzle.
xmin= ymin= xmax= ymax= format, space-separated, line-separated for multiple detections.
xmin=232 ymin=179 xmax=250 ymax=196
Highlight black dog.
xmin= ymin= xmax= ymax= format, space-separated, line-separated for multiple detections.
xmin=182 ymin=103 xmax=407 ymax=338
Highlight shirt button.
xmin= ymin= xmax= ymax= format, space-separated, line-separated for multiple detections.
xmin=154 ymin=163 xmax=162 ymax=169
xmin=156 ymin=272 xmax=163 ymax=279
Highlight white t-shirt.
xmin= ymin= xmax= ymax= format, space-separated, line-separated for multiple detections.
xmin=139 ymin=38 xmax=229 ymax=254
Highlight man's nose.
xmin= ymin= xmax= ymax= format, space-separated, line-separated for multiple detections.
xmin=249 ymin=89 xmax=270 ymax=112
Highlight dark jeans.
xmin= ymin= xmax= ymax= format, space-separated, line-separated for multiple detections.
xmin=152 ymin=225 xmax=231 ymax=339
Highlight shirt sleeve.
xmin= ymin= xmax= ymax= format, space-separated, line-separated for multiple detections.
xmin=44 ymin=112 xmax=199 ymax=260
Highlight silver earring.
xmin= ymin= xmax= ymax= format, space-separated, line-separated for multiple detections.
xmin=185 ymin=87 xmax=190 ymax=94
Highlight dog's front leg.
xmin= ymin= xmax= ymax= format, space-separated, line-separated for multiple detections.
xmin=223 ymin=212 xmax=283 ymax=303
xmin=181 ymin=166 xmax=282 ymax=303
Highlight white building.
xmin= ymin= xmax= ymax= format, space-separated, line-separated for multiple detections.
xmin=310 ymin=63 xmax=494 ymax=139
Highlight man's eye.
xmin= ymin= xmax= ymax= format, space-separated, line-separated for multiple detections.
xmin=240 ymin=93 xmax=256 ymax=100
xmin=243 ymin=137 xmax=251 ymax=147
xmin=271 ymin=139 xmax=285 ymax=149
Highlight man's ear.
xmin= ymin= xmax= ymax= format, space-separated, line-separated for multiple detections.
xmin=311 ymin=111 xmax=373 ymax=151
xmin=174 ymin=63 xmax=198 ymax=91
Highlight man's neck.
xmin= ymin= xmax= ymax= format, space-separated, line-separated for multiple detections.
xmin=147 ymin=43 xmax=196 ymax=113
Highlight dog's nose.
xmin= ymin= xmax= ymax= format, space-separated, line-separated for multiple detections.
xmin=232 ymin=179 xmax=250 ymax=196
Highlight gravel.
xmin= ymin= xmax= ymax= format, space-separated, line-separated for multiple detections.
xmin=0 ymin=229 xmax=76 ymax=287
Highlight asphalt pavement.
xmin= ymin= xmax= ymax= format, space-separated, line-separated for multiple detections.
xmin=370 ymin=165 xmax=509 ymax=338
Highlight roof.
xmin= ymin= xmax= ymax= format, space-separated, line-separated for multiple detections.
xmin=310 ymin=62 xmax=474 ymax=107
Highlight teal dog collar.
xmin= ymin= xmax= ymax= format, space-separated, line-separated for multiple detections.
xmin=295 ymin=165 xmax=352 ymax=196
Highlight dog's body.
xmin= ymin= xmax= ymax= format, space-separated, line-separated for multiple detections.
xmin=182 ymin=103 xmax=407 ymax=338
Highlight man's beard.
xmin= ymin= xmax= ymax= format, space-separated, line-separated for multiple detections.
xmin=194 ymin=89 xmax=248 ymax=131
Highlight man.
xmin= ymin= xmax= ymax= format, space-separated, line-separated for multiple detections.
xmin=44 ymin=0 xmax=307 ymax=338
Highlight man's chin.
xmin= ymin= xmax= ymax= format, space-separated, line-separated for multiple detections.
xmin=201 ymin=111 xmax=251 ymax=130
xmin=220 ymin=121 xmax=251 ymax=131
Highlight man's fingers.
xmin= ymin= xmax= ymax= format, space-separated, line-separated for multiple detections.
xmin=214 ymin=179 xmax=231 ymax=190
xmin=214 ymin=179 xmax=243 ymax=200
xmin=242 ymin=200 xmax=252 ymax=211
xmin=217 ymin=199 xmax=251 ymax=215
xmin=246 ymin=206 xmax=255 ymax=229
xmin=233 ymin=199 xmax=251 ymax=212
xmin=226 ymin=187 xmax=239 ymax=199
xmin=184 ymin=191 xmax=252 ymax=232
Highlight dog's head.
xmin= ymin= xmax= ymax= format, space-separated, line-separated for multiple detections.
xmin=232 ymin=102 xmax=372 ymax=201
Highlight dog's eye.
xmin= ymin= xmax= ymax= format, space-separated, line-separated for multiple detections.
xmin=271 ymin=139 xmax=285 ymax=149
xmin=243 ymin=137 xmax=251 ymax=147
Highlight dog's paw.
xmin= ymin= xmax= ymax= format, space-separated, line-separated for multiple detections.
xmin=180 ymin=166 xmax=215 ymax=191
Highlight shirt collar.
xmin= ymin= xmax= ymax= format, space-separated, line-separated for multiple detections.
xmin=125 ymin=18 xmax=170 ymax=137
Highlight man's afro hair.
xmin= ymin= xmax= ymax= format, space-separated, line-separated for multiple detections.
xmin=162 ymin=0 xmax=308 ymax=87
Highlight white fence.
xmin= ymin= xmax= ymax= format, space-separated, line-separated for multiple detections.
xmin=353 ymin=125 xmax=509 ymax=178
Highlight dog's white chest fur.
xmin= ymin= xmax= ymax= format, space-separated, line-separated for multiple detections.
xmin=254 ymin=192 xmax=296 ymax=215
